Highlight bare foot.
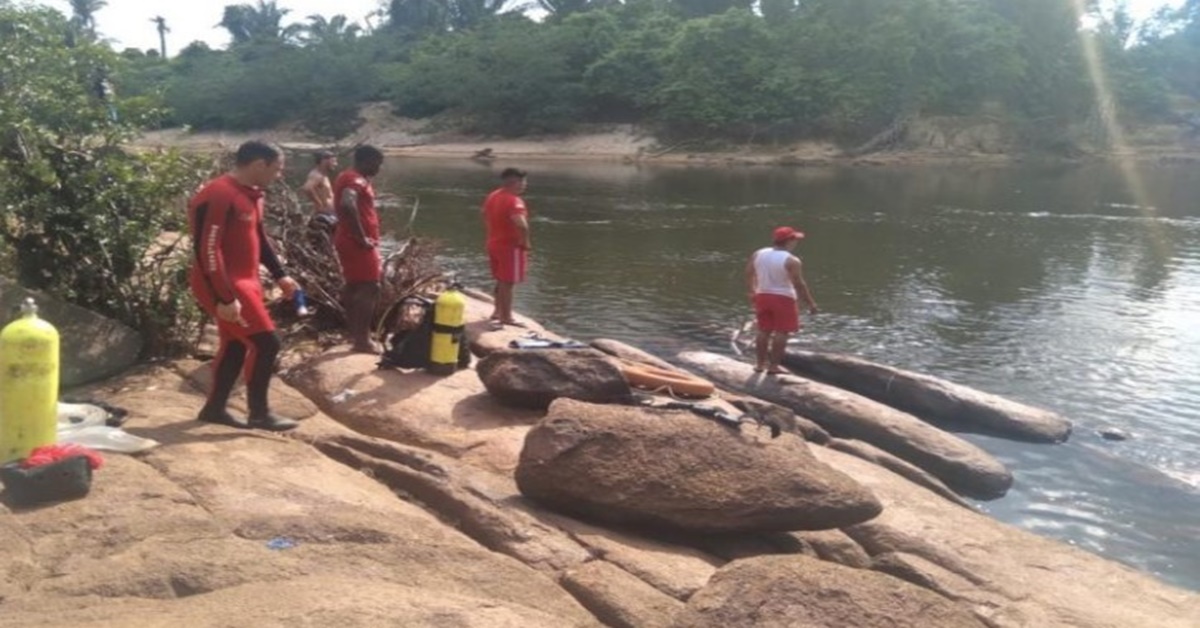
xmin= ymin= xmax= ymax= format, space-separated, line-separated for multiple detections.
xmin=501 ymin=319 xmax=528 ymax=328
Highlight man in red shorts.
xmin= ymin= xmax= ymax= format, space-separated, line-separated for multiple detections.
xmin=333 ymin=145 xmax=385 ymax=352
xmin=482 ymin=168 xmax=531 ymax=328
xmin=745 ymin=226 xmax=819 ymax=374
xmin=188 ymin=140 xmax=301 ymax=431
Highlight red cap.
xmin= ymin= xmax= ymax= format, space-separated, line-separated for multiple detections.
xmin=773 ymin=226 xmax=805 ymax=244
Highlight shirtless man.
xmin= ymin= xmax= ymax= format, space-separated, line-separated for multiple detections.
xmin=302 ymin=150 xmax=337 ymax=228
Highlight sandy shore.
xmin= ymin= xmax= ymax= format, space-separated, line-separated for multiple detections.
xmin=131 ymin=104 xmax=1200 ymax=167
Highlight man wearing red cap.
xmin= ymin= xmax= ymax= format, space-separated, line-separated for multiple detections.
xmin=746 ymin=226 xmax=819 ymax=374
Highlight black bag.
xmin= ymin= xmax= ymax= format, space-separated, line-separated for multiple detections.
xmin=379 ymin=296 xmax=435 ymax=369
xmin=1 ymin=456 xmax=93 ymax=507
xmin=378 ymin=295 xmax=474 ymax=371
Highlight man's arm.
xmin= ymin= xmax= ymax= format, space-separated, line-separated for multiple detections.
xmin=745 ymin=254 xmax=758 ymax=301
xmin=301 ymin=172 xmax=322 ymax=209
xmin=193 ymin=199 xmax=238 ymax=305
xmin=338 ymin=188 xmax=373 ymax=249
xmin=256 ymin=220 xmax=287 ymax=281
xmin=512 ymin=213 xmax=531 ymax=249
xmin=786 ymin=256 xmax=818 ymax=313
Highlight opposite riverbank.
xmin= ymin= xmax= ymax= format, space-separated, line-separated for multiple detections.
xmin=132 ymin=104 xmax=1200 ymax=168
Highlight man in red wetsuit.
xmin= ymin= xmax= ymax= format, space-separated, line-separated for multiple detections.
xmin=482 ymin=168 xmax=531 ymax=328
xmin=188 ymin=140 xmax=301 ymax=431
xmin=333 ymin=145 xmax=385 ymax=352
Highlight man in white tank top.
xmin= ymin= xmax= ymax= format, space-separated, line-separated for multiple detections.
xmin=745 ymin=226 xmax=819 ymax=374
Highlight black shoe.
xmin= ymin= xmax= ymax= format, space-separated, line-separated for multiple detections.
xmin=197 ymin=409 xmax=248 ymax=428
xmin=247 ymin=414 xmax=299 ymax=432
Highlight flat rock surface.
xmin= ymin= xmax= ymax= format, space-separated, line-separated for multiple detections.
xmin=673 ymin=554 xmax=987 ymax=628
xmin=0 ymin=367 xmax=597 ymax=627
xmin=812 ymin=446 xmax=1200 ymax=628
xmin=286 ymin=350 xmax=539 ymax=473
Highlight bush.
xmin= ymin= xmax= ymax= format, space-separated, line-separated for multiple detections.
xmin=0 ymin=5 xmax=210 ymax=356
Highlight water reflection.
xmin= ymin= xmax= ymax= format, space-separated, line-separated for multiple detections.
xmin=362 ymin=158 xmax=1200 ymax=591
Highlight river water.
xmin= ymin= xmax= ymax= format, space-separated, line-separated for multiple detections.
xmin=364 ymin=158 xmax=1200 ymax=591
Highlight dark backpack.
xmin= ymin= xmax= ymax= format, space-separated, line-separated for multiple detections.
xmin=379 ymin=296 xmax=435 ymax=369
xmin=378 ymin=295 xmax=472 ymax=370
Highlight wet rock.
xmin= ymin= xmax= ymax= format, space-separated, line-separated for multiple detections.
xmin=677 ymin=351 xmax=1013 ymax=500
xmin=477 ymin=349 xmax=634 ymax=410
xmin=782 ymin=349 xmax=1072 ymax=443
xmin=672 ymin=555 xmax=986 ymax=628
xmin=516 ymin=399 xmax=882 ymax=534
xmin=1099 ymin=427 xmax=1132 ymax=441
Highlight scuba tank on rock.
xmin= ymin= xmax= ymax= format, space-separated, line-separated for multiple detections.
xmin=429 ymin=284 xmax=468 ymax=376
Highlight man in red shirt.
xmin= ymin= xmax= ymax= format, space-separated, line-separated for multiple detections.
xmin=482 ymin=168 xmax=531 ymax=328
xmin=333 ymin=145 xmax=385 ymax=352
xmin=188 ymin=140 xmax=301 ymax=431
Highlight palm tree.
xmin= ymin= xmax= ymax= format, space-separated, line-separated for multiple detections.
xmin=301 ymin=14 xmax=362 ymax=46
xmin=447 ymin=0 xmax=514 ymax=31
xmin=69 ymin=0 xmax=108 ymax=36
xmin=151 ymin=15 xmax=170 ymax=59
xmin=218 ymin=1 xmax=300 ymax=45
xmin=386 ymin=0 xmax=448 ymax=37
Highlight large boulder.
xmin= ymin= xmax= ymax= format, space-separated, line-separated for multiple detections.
xmin=516 ymin=399 xmax=882 ymax=534
xmin=676 ymin=351 xmax=1013 ymax=500
xmin=672 ymin=555 xmax=986 ymax=628
xmin=0 ymin=277 xmax=141 ymax=387
xmin=477 ymin=349 xmax=634 ymax=410
xmin=783 ymin=350 xmax=1072 ymax=443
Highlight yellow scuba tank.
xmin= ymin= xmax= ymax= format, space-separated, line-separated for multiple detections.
xmin=0 ymin=298 xmax=60 ymax=464
xmin=428 ymin=285 xmax=466 ymax=375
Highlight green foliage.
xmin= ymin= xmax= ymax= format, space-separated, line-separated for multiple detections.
xmin=0 ymin=4 xmax=210 ymax=356
xmin=21 ymin=0 xmax=1200 ymax=150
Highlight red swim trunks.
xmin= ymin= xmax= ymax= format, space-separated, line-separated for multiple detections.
xmin=488 ymin=245 xmax=527 ymax=284
xmin=335 ymin=243 xmax=383 ymax=283
xmin=754 ymin=293 xmax=800 ymax=333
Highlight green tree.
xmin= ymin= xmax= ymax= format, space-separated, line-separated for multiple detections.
xmin=300 ymin=14 xmax=362 ymax=46
xmin=151 ymin=15 xmax=169 ymax=58
xmin=68 ymin=0 xmax=106 ymax=36
xmin=218 ymin=1 xmax=302 ymax=45
xmin=0 ymin=4 xmax=208 ymax=354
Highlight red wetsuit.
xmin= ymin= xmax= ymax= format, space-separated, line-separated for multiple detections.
xmin=332 ymin=169 xmax=383 ymax=283
xmin=187 ymin=174 xmax=286 ymax=379
xmin=483 ymin=187 xmax=529 ymax=284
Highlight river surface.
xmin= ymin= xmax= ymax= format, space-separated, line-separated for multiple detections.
xmin=360 ymin=157 xmax=1200 ymax=591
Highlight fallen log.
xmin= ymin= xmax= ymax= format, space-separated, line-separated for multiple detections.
xmin=675 ymin=352 xmax=1012 ymax=500
xmin=782 ymin=350 xmax=1072 ymax=444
